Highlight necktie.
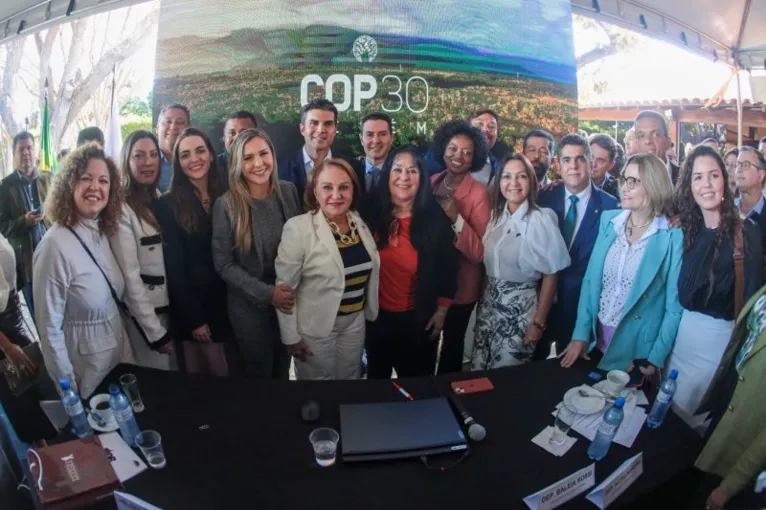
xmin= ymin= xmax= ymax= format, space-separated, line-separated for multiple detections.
xmin=563 ymin=195 xmax=579 ymax=247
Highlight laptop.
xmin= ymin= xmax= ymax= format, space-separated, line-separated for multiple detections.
xmin=339 ymin=397 xmax=468 ymax=462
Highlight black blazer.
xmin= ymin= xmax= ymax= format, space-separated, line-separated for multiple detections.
xmin=748 ymin=209 xmax=766 ymax=258
xmin=0 ymin=171 xmax=49 ymax=288
xmin=277 ymin=149 xmax=365 ymax=207
xmin=155 ymin=194 xmax=232 ymax=342
xmin=364 ymin=203 xmax=459 ymax=327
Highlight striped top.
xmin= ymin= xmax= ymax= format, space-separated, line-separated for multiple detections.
xmin=334 ymin=230 xmax=373 ymax=315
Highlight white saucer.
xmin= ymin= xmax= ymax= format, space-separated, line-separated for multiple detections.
xmin=563 ymin=385 xmax=607 ymax=415
xmin=87 ymin=413 xmax=119 ymax=433
xmin=593 ymin=380 xmax=624 ymax=398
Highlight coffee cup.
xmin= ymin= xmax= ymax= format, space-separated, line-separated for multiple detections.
xmin=603 ymin=370 xmax=630 ymax=397
xmin=89 ymin=393 xmax=114 ymax=426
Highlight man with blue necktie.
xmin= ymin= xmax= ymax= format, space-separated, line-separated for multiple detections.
xmin=534 ymin=134 xmax=619 ymax=360
xmin=357 ymin=112 xmax=393 ymax=193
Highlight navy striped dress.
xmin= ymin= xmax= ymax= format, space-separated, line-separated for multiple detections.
xmin=334 ymin=230 xmax=373 ymax=315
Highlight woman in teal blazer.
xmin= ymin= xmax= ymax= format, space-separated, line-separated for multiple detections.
xmin=560 ymin=153 xmax=683 ymax=375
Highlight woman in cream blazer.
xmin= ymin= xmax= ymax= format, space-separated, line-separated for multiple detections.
xmin=275 ymin=159 xmax=379 ymax=380
xmin=110 ymin=131 xmax=175 ymax=370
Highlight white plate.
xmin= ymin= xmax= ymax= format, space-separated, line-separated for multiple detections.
xmin=593 ymin=380 xmax=623 ymax=398
xmin=563 ymin=386 xmax=607 ymax=415
xmin=87 ymin=412 xmax=120 ymax=433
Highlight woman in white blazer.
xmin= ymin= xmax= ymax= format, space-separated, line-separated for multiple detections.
xmin=33 ymin=143 xmax=134 ymax=398
xmin=109 ymin=131 xmax=175 ymax=370
xmin=275 ymin=158 xmax=379 ymax=380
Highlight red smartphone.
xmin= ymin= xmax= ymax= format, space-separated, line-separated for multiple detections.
xmin=451 ymin=377 xmax=494 ymax=395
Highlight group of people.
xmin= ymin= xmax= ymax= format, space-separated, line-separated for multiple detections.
xmin=0 ymin=97 xmax=765 ymax=508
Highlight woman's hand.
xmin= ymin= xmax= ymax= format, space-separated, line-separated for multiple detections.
xmin=425 ymin=307 xmax=448 ymax=340
xmin=558 ymin=340 xmax=589 ymax=368
xmin=191 ymin=324 xmax=212 ymax=343
xmin=2 ymin=344 xmax=35 ymax=375
xmin=523 ymin=323 xmax=544 ymax=345
xmin=286 ymin=339 xmax=313 ymax=361
xmin=627 ymin=362 xmax=657 ymax=376
xmin=705 ymin=486 xmax=728 ymax=510
xmin=157 ymin=343 xmax=173 ymax=355
xmin=272 ymin=284 xmax=295 ymax=314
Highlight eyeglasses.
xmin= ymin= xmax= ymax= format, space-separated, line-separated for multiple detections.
xmin=735 ymin=161 xmax=766 ymax=171
xmin=619 ymin=176 xmax=642 ymax=190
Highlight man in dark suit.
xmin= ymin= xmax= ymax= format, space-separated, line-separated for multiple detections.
xmin=278 ymin=98 xmax=363 ymax=205
xmin=534 ymin=134 xmax=620 ymax=360
xmin=357 ymin=112 xmax=394 ymax=193
xmin=633 ymin=110 xmax=680 ymax=185
xmin=217 ymin=110 xmax=258 ymax=186
xmin=0 ymin=132 xmax=50 ymax=321
xmin=588 ymin=133 xmax=620 ymax=199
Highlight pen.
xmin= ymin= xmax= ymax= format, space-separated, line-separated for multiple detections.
xmin=392 ymin=381 xmax=413 ymax=401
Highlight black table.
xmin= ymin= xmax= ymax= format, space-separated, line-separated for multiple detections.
xmin=4 ymin=359 xmax=702 ymax=510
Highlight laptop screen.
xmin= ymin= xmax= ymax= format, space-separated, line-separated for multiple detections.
xmin=340 ymin=397 xmax=467 ymax=457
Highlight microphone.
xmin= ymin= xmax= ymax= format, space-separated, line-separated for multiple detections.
xmin=448 ymin=394 xmax=486 ymax=442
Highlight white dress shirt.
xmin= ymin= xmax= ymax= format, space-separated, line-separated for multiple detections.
xmin=473 ymin=158 xmax=492 ymax=186
xmin=483 ymin=201 xmax=571 ymax=283
xmin=598 ymin=210 xmax=669 ymax=327
xmin=564 ymin=185 xmax=592 ymax=247
xmin=303 ymin=146 xmax=332 ymax=178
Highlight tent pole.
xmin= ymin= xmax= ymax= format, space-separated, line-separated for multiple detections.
xmin=736 ymin=69 xmax=743 ymax=148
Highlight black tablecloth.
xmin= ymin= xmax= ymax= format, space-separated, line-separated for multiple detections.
xmin=3 ymin=359 xmax=703 ymax=510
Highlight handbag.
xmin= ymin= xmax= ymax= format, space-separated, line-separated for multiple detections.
xmin=27 ymin=436 xmax=118 ymax=509
xmin=1 ymin=340 xmax=44 ymax=396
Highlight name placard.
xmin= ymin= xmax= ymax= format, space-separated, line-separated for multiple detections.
xmin=586 ymin=453 xmax=643 ymax=509
xmin=523 ymin=463 xmax=596 ymax=510
xmin=114 ymin=491 xmax=164 ymax=510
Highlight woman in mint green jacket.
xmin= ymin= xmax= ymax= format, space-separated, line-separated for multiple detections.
xmin=560 ymin=153 xmax=683 ymax=375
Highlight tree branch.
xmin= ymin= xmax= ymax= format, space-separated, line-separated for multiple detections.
xmin=577 ymin=45 xmax=619 ymax=68
xmin=0 ymin=37 xmax=26 ymax=136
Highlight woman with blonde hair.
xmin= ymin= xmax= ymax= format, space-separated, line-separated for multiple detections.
xmin=561 ymin=153 xmax=683 ymax=374
xmin=33 ymin=143 xmax=134 ymax=397
xmin=212 ymin=128 xmax=301 ymax=378
xmin=110 ymin=130 xmax=175 ymax=371
xmin=276 ymin=158 xmax=379 ymax=380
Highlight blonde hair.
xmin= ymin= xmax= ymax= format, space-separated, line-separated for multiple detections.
xmin=45 ymin=142 xmax=123 ymax=236
xmin=622 ymin=153 xmax=673 ymax=217
xmin=226 ymin=128 xmax=284 ymax=255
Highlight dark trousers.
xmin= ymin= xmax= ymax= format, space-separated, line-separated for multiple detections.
xmin=366 ymin=309 xmax=438 ymax=379
xmin=436 ymin=302 xmax=475 ymax=375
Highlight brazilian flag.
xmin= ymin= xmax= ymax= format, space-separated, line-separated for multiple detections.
xmin=39 ymin=93 xmax=57 ymax=173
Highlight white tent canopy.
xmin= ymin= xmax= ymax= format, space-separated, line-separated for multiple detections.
xmin=3 ymin=0 xmax=764 ymax=70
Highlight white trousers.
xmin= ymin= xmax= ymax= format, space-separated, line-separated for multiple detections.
xmin=294 ymin=311 xmax=365 ymax=381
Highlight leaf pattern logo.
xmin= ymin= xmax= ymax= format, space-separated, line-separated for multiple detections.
xmin=352 ymin=35 xmax=378 ymax=63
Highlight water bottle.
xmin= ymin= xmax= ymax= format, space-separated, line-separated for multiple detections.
xmin=59 ymin=378 xmax=94 ymax=438
xmin=647 ymin=369 xmax=678 ymax=428
xmin=587 ymin=396 xmax=625 ymax=461
xmin=109 ymin=384 xmax=141 ymax=447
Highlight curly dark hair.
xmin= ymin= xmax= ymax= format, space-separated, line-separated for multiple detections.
xmin=45 ymin=142 xmax=123 ymax=236
xmin=431 ymin=119 xmax=488 ymax=173
xmin=675 ymin=144 xmax=741 ymax=302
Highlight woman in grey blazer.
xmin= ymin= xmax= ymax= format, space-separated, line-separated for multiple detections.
xmin=212 ymin=129 xmax=301 ymax=378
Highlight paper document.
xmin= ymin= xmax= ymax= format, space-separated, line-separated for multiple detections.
xmin=552 ymin=407 xmax=647 ymax=448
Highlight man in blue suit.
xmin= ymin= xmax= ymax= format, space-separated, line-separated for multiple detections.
xmin=533 ymin=133 xmax=619 ymax=360
xmin=278 ymin=98 xmax=363 ymax=205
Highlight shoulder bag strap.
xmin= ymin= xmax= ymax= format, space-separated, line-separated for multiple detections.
xmin=734 ymin=222 xmax=745 ymax=318
xmin=67 ymin=227 xmax=126 ymax=312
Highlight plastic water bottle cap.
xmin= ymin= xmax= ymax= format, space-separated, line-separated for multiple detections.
xmin=614 ymin=396 xmax=626 ymax=408
xmin=669 ymin=369 xmax=679 ymax=380
xmin=59 ymin=378 xmax=70 ymax=390
xmin=108 ymin=384 xmax=120 ymax=395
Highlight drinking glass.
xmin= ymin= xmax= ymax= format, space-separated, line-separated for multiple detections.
xmin=309 ymin=428 xmax=339 ymax=467
xmin=136 ymin=430 xmax=166 ymax=469
xmin=119 ymin=373 xmax=145 ymax=413
xmin=550 ymin=403 xmax=576 ymax=446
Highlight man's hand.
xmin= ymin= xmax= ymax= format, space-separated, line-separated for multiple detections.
xmin=24 ymin=211 xmax=42 ymax=227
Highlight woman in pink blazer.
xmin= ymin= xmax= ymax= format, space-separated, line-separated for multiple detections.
xmin=430 ymin=120 xmax=492 ymax=374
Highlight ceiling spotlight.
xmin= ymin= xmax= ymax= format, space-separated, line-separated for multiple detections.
xmin=592 ymin=0 xmax=601 ymax=13
xmin=45 ymin=2 xmax=52 ymax=21
xmin=66 ymin=0 xmax=76 ymax=16
xmin=17 ymin=20 xmax=25 ymax=34
xmin=639 ymin=15 xmax=648 ymax=30
xmin=713 ymin=50 xmax=719 ymax=63
xmin=681 ymin=32 xmax=688 ymax=46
